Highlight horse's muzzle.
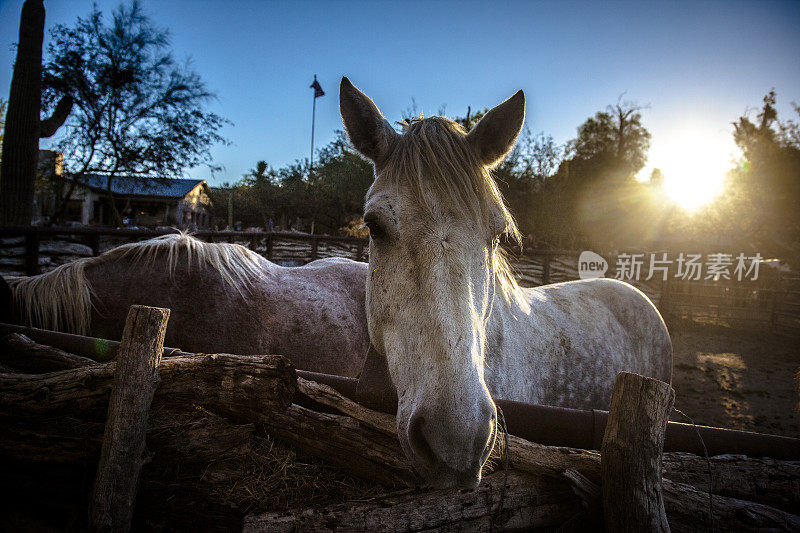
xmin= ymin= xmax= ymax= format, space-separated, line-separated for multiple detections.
xmin=401 ymin=399 xmax=497 ymax=489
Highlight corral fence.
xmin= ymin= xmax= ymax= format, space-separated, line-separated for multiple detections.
xmin=1 ymin=226 xmax=797 ymax=336
xmin=0 ymin=226 xmax=368 ymax=274
xmin=659 ymin=275 xmax=800 ymax=335
xmin=512 ymin=248 xmax=800 ymax=337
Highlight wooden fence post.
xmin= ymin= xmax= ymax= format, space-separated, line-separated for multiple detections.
xmin=310 ymin=236 xmax=318 ymax=262
xmin=24 ymin=228 xmax=40 ymax=276
xmin=87 ymin=232 xmax=100 ymax=256
xmin=266 ymin=233 xmax=273 ymax=260
xmin=90 ymin=305 xmax=170 ymax=533
xmin=355 ymin=241 xmax=364 ymax=262
xmin=601 ymin=371 xmax=675 ymax=533
xmin=769 ymin=280 xmax=781 ymax=333
xmin=542 ymin=251 xmax=551 ymax=285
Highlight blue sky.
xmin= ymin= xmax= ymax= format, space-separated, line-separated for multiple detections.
xmin=1 ymin=0 xmax=799 ymax=190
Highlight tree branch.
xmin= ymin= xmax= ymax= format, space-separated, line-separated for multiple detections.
xmin=39 ymin=95 xmax=73 ymax=138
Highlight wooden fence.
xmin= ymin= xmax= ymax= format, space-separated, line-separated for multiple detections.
xmin=0 ymin=226 xmax=367 ymax=274
xmin=0 ymin=226 xmax=797 ymax=336
xmin=659 ymin=275 xmax=800 ymax=335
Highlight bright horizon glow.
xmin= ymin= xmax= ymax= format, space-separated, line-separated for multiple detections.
xmin=639 ymin=128 xmax=741 ymax=210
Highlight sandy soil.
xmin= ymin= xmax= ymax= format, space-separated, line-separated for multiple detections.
xmin=668 ymin=319 xmax=800 ymax=437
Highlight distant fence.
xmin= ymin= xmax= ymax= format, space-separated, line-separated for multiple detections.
xmin=0 ymin=226 xmax=367 ymax=275
xmin=0 ymin=226 xmax=797 ymax=336
xmin=659 ymin=275 xmax=800 ymax=335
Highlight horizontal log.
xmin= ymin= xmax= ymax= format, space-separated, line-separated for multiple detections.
xmin=244 ymin=463 xmax=800 ymax=533
xmin=262 ymin=403 xmax=418 ymax=488
xmin=288 ymin=379 xmax=800 ymax=530
xmin=1 ymin=407 xmax=257 ymax=465
xmin=296 ymin=367 xmax=800 ymax=461
xmin=662 ymin=452 xmax=800 ymax=515
xmin=3 ymin=355 xmax=798 ymax=530
xmin=4 ymin=362 xmax=799 ymax=514
xmin=299 ymin=377 xmax=800 ymax=513
xmin=3 ymin=324 xmax=797 ymax=461
xmin=1 ymin=353 xmax=294 ymax=417
xmin=1 ymin=333 xmax=97 ymax=372
xmin=243 ymin=470 xmax=583 ymax=533
xmin=0 ymin=354 xmax=295 ymax=463
xmin=296 ymin=377 xmax=396 ymax=435
xmin=663 ymin=478 xmax=800 ymax=532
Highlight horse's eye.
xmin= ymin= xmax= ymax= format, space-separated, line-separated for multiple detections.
xmin=365 ymin=220 xmax=386 ymax=240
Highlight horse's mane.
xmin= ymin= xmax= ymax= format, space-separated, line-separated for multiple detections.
xmin=379 ymin=117 xmax=528 ymax=310
xmin=6 ymin=232 xmax=265 ymax=335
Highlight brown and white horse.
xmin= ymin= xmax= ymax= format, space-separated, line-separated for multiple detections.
xmin=340 ymin=77 xmax=672 ymax=488
xmin=5 ymin=233 xmax=370 ymax=377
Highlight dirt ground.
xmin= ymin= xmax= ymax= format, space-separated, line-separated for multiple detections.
xmin=668 ymin=319 xmax=800 ymax=437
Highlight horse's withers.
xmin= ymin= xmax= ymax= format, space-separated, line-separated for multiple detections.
xmin=341 ymin=77 xmax=526 ymax=488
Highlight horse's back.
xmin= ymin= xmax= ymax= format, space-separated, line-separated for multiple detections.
xmin=517 ymin=277 xmax=672 ymax=409
xmin=535 ymin=277 xmax=672 ymax=379
xmin=259 ymin=257 xmax=370 ymax=375
xmin=85 ymin=253 xmax=273 ymax=353
xmin=85 ymin=252 xmax=370 ymax=376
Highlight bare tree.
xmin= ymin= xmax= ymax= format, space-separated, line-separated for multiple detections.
xmin=42 ymin=1 xmax=228 ymax=225
xmin=568 ymin=94 xmax=651 ymax=175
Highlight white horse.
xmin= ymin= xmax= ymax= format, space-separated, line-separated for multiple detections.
xmin=340 ymin=77 xmax=672 ymax=488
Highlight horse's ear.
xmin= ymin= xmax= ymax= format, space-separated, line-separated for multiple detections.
xmin=467 ymin=90 xmax=525 ymax=168
xmin=340 ymin=77 xmax=398 ymax=165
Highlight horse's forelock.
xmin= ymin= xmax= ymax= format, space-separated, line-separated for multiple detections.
xmin=378 ymin=116 xmax=527 ymax=309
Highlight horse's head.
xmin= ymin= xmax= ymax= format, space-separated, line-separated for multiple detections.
xmin=340 ymin=77 xmax=526 ymax=488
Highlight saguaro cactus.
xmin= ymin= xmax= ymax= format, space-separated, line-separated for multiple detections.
xmin=0 ymin=0 xmax=71 ymax=226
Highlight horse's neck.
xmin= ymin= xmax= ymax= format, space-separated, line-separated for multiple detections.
xmin=487 ymin=284 xmax=533 ymax=338
xmin=484 ymin=286 xmax=545 ymax=402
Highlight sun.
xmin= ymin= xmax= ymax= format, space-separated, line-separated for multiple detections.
xmin=639 ymin=129 xmax=739 ymax=210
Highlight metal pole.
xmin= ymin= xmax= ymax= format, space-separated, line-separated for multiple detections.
xmin=310 ymin=87 xmax=317 ymax=171
xmin=227 ymin=192 xmax=233 ymax=229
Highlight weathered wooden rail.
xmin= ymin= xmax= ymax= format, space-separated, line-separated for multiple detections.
xmin=2 ymin=320 xmax=798 ymax=531
xmin=2 ymin=321 xmax=798 ymax=462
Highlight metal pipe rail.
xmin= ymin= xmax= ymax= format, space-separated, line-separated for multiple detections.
xmin=1 ymin=322 xmax=798 ymax=461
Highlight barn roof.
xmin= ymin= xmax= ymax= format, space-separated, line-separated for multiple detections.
xmin=77 ymin=174 xmax=206 ymax=198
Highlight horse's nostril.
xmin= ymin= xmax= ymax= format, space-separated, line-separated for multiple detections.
xmin=408 ymin=412 xmax=437 ymax=467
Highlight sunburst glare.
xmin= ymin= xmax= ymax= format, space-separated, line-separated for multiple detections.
xmin=639 ymin=129 xmax=740 ymax=210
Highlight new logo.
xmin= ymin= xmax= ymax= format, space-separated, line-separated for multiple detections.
xmin=579 ymin=251 xmax=608 ymax=279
